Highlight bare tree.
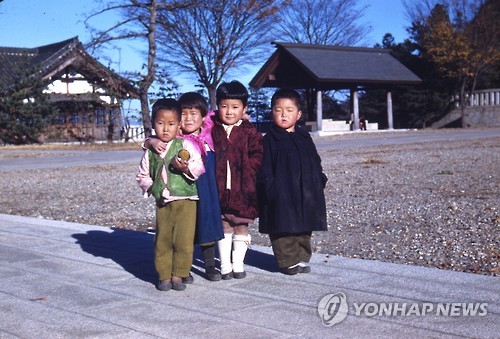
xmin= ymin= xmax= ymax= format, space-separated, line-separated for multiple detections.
xmin=85 ymin=0 xmax=191 ymax=137
xmin=403 ymin=0 xmax=441 ymax=23
xmin=274 ymin=0 xmax=370 ymax=46
xmin=157 ymin=0 xmax=283 ymax=109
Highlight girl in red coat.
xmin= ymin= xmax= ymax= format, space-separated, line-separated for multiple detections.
xmin=211 ymin=81 xmax=263 ymax=279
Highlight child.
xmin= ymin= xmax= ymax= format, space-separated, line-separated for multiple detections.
xmin=211 ymin=80 xmax=263 ymax=279
xmin=257 ymin=89 xmax=328 ymax=275
xmin=145 ymin=92 xmax=224 ymax=282
xmin=136 ymin=98 xmax=205 ymax=291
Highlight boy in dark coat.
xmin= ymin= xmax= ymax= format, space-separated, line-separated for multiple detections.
xmin=257 ymin=89 xmax=328 ymax=275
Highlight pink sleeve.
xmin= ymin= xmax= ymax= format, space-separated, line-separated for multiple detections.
xmin=183 ymin=139 xmax=205 ymax=180
xmin=201 ymin=111 xmax=215 ymax=151
xmin=136 ymin=150 xmax=153 ymax=196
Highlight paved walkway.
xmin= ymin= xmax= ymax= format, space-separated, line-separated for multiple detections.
xmin=0 ymin=214 xmax=498 ymax=338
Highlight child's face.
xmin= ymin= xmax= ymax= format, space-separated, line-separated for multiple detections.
xmin=181 ymin=107 xmax=203 ymax=135
xmin=218 ymin=99 xmax=247 ymax=126
xmin=272 ymin=98 xmax=302 ymax=132
xmin=153 ymin=109 xmax=180 ymax=143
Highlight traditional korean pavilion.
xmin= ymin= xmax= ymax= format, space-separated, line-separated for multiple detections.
xmin=0 ymin=37 xmax=139 ymax=142
xmin=250 ymin=42 xmax=421 ymax=133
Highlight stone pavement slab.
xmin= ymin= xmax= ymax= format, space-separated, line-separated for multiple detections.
xmin=0 ymin=214 xmax=498 ymax=338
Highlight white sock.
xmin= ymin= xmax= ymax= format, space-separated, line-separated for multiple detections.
xmin=232 ymin=234 xmax=251 ymax=273
xmin=218 ymin=233 xmax=233 ymax=275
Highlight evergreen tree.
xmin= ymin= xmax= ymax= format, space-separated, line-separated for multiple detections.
xmin=421 ymin=1 xmax=500 ymax=127
xmin=0 ymin=64 xmax=56 ymax=145
xmin=248 ymin=87 xmax=272 ymax=132
xmin=361 ymin=29 xmax=459 ymax=128
xmin=362 ymin=0 xmax=499 ymax=129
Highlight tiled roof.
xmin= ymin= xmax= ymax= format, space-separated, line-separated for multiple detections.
xmin=0 ymin=37 xmax=78 ymax=85
xmin=0 ymin=37 xmax=138 ymax=97
xmin=250 ymin=42 xmax=421 ymax=89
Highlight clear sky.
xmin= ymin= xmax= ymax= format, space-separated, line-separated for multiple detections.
xmin=0 ymin=0 xmax=411 ymax=91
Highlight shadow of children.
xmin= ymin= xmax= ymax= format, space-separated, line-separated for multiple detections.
xmin=72 ymin=228 xmax=156 ymax=286
xmin=72 ymin=229 xmax=278 ymax=285
xmin=190 ymin=244 xmax=278 ymax=275
xmin=245 ymin=248 xmax=279 ymax=273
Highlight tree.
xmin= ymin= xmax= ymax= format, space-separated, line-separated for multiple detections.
xmin=274 ymin=0 xmax=370 ymax=46
xmin=157 ymin=0 xmax=283 ymax=109
xmin=362 ymin=33 xmax=457 ymax=129
xmin=248 ymin=87 xmax=272 ymax=122
xmin=85 ymin=0 xmax=191 ymax=137
xmin=270 ymin=0 xmax=371 ymax=123
xmin=406 ymin=0 xmax=500 ymax=128
xmin=0 ymin=65 xmax=56 ymax=144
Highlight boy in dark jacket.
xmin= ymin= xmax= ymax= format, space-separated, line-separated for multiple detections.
xmin=257 ymin=89 xmax=328 ymax=275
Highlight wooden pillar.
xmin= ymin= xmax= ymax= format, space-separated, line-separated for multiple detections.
xmin=387 ymin=91 xmax=394 ymax=130
xmin=352 ymin=88 xmax=359 ymax=131
xmin=316 ymin=90 xmax=323 ymax=132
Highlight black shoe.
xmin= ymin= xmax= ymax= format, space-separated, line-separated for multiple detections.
xmin=182 ymin=274 xmax=194 ymax=284
xmin=298 ymin=264 xmax=311 ymax=273
xmin=172 ymin=282 xmax=186 ymax=291
xmin=158 ymin=280 xmax=172 ymax=291
xmin=221 ymin=271 xmax=233 ymax=280
xmin=280 ymin=265 xmax=300 ymax=275
xmin=233 ymin=271 xmax=246 ymax=279
xmin=205 ymin=266 xmax=221 ymax=281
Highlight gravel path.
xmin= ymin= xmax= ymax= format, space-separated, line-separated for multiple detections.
xmin=0 ymin=130 xmax=498 ymax=276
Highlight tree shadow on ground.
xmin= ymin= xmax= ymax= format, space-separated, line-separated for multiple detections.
xmin=72 ymin=229 xmax=278 ymax=287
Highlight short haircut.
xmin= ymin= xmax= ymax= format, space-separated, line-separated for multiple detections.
xmin=178 ymin=92 xmax=209 ymax=117
xmin=216 ymin=80 xmax=249 ymax=106
xmin=151 ymin=98 xmax=182 ymax=122
xmin=271 ymin=89 xmax=302 ymax=111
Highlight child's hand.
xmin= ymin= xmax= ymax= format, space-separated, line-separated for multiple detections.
xmin=146 ymin=138 xmax=166 ymax=154
xmin=170 ymin=156 xmax=190 ymax=174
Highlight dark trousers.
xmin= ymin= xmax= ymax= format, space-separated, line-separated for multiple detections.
xmin=269 ymin=232 xmax=312 ymax=268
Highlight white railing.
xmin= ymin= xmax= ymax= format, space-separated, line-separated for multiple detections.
xmin=127 ymin=125 xmax=145 ymax=140
xmin=454 ymin=89 xmax=500 ymax=107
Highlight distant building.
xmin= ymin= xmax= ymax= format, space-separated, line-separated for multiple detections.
xmin=250 ymin=42 xmax=421 ymax=134
xmin=0 ymin=37 xmax=139 ymax=143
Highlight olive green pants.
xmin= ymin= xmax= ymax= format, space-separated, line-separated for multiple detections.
xmin=269 ymin=232 xmax=312 ymax=269
xmin=154 ymin=200 xmax=196 ymax=280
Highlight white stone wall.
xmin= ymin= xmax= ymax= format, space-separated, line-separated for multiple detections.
xmin=43 ymin=72 xmax=112 ymax=104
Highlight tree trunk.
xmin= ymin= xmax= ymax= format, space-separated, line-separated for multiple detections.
xmin=459 ymin=77 xmax=467 ymax=128
xmin=140 ymin=92 xmax=152 ymax=138
xmin=139 ymin=0 xmax=158 ymax=138
xmin=208 ymin=85 xmax=217 ymax=111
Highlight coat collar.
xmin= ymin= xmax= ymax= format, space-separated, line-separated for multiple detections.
xmin=212 ymin=113 xmax=254 ymax=129
xmin=269 ymin=124 xmax=310 ymax=140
